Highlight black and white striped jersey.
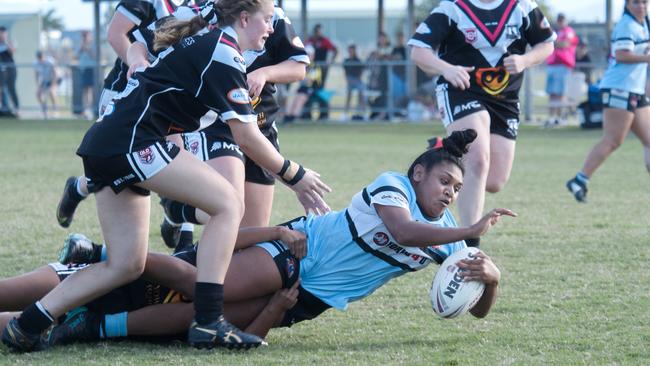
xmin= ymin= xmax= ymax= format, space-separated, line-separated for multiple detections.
xmin=408 ymin=0 xmax=555 ymax=100
xmin=244 ymin=6 xmax=309 ymax=130
xmin=78 ymin=27 xmax=255 ymax=157
xmin=102 ymin=0 xmax=198 ymax=92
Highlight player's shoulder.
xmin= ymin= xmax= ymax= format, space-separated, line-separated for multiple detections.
xmin=369 ymin=171 xmax=412 ymax=196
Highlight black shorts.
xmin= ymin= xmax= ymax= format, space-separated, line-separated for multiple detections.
xmin=255 ymin=240 xmax=300 ymax=289
xmin=600 ymin=89 xmax=650 ymax=112
xmin=245 ymin=127 xmax=279 ymax=185
xmin=183 ymin=128 xmax=244 ymax=163
xmin=279 ymin=286 xmax=331 ymax=327
xmin=80 ymin=141 xmax=180 ymax=196
xmin=184 ymin=124 xmax=279 ymax=185
xmin=435 ymin=83 xmax=521 ymax=140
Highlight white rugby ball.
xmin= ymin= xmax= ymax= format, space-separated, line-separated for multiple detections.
xmin=430 ymin=247 xmax=485 ymax=319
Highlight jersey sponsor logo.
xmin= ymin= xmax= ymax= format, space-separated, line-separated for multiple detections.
xmin=373 ymin=232 xmax=390 ymax=246
xmin=463 ymin=28 xmax=478 ymax=44
xmin=210 ymin=141 xmax=242 ymax=155
xmin=453 ymin=100 xmax=481 ymax=116
xmin=233 ymin=55 xmax=246 ymax=66
xmin=227 ymin=88 xmax=252 ymax=104
xmin=138 ymin=147 xmax=156 ymax=164
xmin=257 ymin=112 xmax=267 ymax=127
xmin=475 ymin=67 xmax=510 ymax=95
xmin=113 ymin=173 xmax=136 ymax=187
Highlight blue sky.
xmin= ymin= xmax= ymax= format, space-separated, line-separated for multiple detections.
xmin=0 ymin=0 xmax=627 ymax=31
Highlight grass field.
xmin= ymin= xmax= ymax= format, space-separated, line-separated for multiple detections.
xmin=1 ymin=119 xmax=649 ymax=365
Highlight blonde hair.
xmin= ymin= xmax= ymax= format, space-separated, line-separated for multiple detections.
xmin=153 ymin=0 xmax=269 ymax=51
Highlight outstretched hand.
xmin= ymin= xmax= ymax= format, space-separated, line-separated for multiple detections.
xmin=442 ymin=65 xmax=474 ymax=90
xmin=293 ymin=169 xmax=332 ymax=215
xmin=470 ymin=208 xmax=517 ymax=237
xmin=247 ymin=69 xmax=267 ymax=99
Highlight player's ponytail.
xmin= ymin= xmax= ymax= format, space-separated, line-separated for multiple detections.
xmin=154 ymin=15 xmax=208 ymax=51
xmin=407 ymin=129 xmax=477 ymax=179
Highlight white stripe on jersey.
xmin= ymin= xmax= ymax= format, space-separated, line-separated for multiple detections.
xmin=196 ymin=32 xmax=225 ymax=98
xmin=221 ymin=110 xmax=257 ymax=124
xmin=117 ymin=6 xmax=144 ymax=26
xmin=129 ymin=87 xmax=183 ymax=153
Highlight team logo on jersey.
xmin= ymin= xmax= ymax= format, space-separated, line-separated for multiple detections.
xmin=227 ymin=88 xmax=252 ymax=104
xmin=233 ymin=56 xmax=246 ymax=66
xmin=251 ymin=96 xmax=261 ymax=109
xmin=463 ymin=28 xmax=478 ymax=44
xmin=476 ymin=67 xmax=510 ymax=96
xmin=373 ymin=232 xmax=390 ymax=246
xmin=138 ymin=147 xmax=156 ymax=164
xmin=285 ymin=258 xmax=296 ymax=279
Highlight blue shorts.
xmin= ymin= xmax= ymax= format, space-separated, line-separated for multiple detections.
xmin=546 ymin=65 xmax=570 ymax=96
xmin=601 ymin=89 xmax=650 ymax=112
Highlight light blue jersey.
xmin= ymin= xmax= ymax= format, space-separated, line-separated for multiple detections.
xmin=286 ymin=172 xmax=466 ymax=310
xmin=599 ymin=12 xmax=650 ymax=95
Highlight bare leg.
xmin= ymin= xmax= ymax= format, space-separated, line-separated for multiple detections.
xmin=193 ymin=156 xmax=245 ymax=225
xmin=241 ymin=182 xmax=274 ymax=227
xmin=486 ymin=134 xmax=516 ymax=193
xmin=0 ymin=266 xmax=60 ymax=311
xmin=628 ymin=106 xmax=650 ymax=173
xmin=581 ymin=108 xmax=634 ymax=177
xmin=446 ymin=111 xmax=491 ymax=226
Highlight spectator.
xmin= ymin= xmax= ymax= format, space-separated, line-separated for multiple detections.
xmin=343 ymin=43 xmax=366 ymax=120
xmin=545 ymin=13 xmax=579 ymax=126
xmin=368 ymin=32 xmax=392 ymax=120
xmin=391 ymin=31 xmax=408 ymax=113
xmin=76 ymin=31 xmax=95 ymax=119
xmin=306 ymin=24 xmax=338 ymax=88
xmin=0 ymin=25 xmax=19 ymax=117
xmin=575 ymin=41 xmax=592 ymax=85
xmin=284 ymin=45 xmax=327 ymax=122
xmin=34 ymin=51 xmax=58 ymax=119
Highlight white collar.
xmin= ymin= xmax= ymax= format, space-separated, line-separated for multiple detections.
xmin=468 ymin=0 xmax=504 ymax=11
xmin=221 ymin=26 xmax=239 ymax=43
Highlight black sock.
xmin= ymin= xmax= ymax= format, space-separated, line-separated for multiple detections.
xmin=466 ymin=238 xmax=480 ymax=248
xmin=177 ymin=231 xmax=194 ymax=248
xmin=18 ymin=302 xmax=54 ymax=334
xmin=166 ymin=200 xmax=200 ymax=225
xmin=194 ymin=282 xmax=224 ymax=325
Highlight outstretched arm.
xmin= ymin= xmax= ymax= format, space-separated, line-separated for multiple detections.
xmin=247 ymin=60 xmax=307 ymax=98
xmin=376 ymin=204 xmax=516 ymax=248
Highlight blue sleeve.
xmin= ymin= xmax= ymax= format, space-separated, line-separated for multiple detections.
xmin=366 ymin=173 xmax=412 ymax=210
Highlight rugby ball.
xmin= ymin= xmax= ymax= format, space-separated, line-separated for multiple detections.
xmin=430 ymin=247 xmax=485 ymax=319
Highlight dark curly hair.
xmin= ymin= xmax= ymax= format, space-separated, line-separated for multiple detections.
xmin=407 ymin=129 xmax=477 ymax=179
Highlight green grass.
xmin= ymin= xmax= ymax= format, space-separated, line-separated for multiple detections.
xmin=1 ymin=119 xmax=649 ymax=365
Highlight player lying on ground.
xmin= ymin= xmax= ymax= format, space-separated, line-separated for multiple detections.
xmin=0 ymin=129 xmax=514 ymax=348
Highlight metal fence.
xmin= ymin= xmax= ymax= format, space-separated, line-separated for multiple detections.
xmin=1 ymin=60 xmax=607 ymax=123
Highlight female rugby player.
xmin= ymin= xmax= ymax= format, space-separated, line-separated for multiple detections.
xmin=56 ymin=0 xmax=202 ymax=228
xmin=409 ymin=0 xmax=554 ymax=247
xmin=2 ymin=0 xmax=327 ymax=353
xmin=567 ymin=0 xmax=650 ymax=202
xmin=1 ymin=130 xmax=514 ymax=347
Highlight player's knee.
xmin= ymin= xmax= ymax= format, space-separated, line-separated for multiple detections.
xmin=601 ymin=137 xmax=622 ymax=152
xmin=205 ymin=194 xmax=244 ymax=222
xmin=106 ymin=256 xmax=146 ymax=283
xmin=486 ymin=179 xmax=506 ymax=193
